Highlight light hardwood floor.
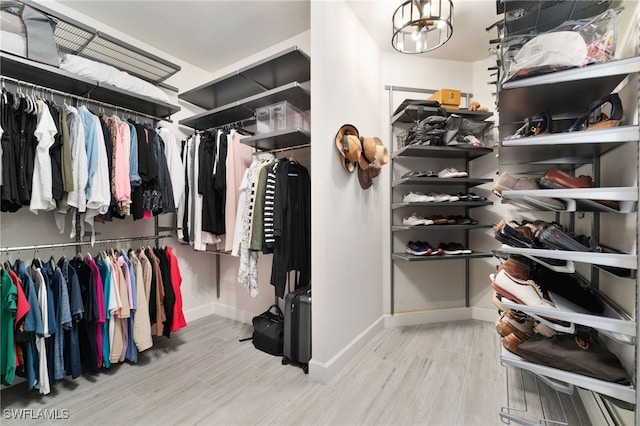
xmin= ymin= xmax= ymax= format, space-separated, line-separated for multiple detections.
xmin=1 ymin=316 xmax=590 ymax=425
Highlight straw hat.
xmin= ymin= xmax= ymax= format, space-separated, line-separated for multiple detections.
xmin=358 ymin=137 xmax=389 ymax=170
xmin=335 ymin=124 xmax=361 ymax=173
xmin=357 ymin=162 xmax=381 ymax=189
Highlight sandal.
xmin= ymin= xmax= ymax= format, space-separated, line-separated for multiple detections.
xmin=568 ymin=93 xmax=623 ymax=132
xmin=505 ymin=111 xmax=553 ymax=139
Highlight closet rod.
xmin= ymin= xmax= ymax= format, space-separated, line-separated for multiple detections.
xmin=261 ymin=143 xmax=311 ymax=155
xmin=0 ymin=75 xmax=168 ymax=123
xmin=0 ymin=235 xmax=164 ymax=253
xmin=199 ymin=116 xmax=256 ymax=134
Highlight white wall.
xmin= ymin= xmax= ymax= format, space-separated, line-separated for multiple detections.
xmin=309 ymin=0 xmax=385 ymax=382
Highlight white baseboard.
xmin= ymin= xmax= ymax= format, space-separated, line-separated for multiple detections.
xmin=471 ymin=307 xmax=499 ymax=323
xmin=309 ymin=315 xmax=385 ymax=384
xmin=184 ymin=302 xmax=254 ymax=325
xmin=383 ymin=307 xmax=497 ymax=327
xmin=383 ymin=307 xmax=471 ymax=327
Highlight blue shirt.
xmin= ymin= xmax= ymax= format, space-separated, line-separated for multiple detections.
xmin=57 ymin=258 xmax=83 ymax=380
xmin=13 ymin=260 xmax=43 ymax=390
xmin=41 ymin=261 xmax=72 ymax=381
xmin=77 ymin=106 xmax=99 ymax=200
xmin=128 ymin=122 xmax=142 ymax=187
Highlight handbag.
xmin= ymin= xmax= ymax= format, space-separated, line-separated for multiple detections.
xmin=251 ymin=304 xmax=284 ymax=356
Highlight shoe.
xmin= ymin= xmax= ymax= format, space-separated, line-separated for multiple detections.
xmin=455 ymin=193 xmax=470 ymax=201
xmin=533 ymin=321 xmax=557 ymax=338
xmin=467 ymin=192 xmax=487 ymax=202
xmin=498 ymin=256 xmax=532 ymax=281
xmin=401 ymin=170 xmax=437 ymax=179
xmin=490 ymin=270 xmax=556 ymax=310
xmin=440 ymin=242 xmax=470 ymax=255
xmin=449 ymin=215 xmax=470 ymax=224
xmin=505 ymin=111 xmax=553 ymax=140
xmin=496 ymin=312 xmax=534 ymax=342
xmin=538 ymin=226 xmax=592 ymax=252
xmin=493 ymin=219 xmax=538 ymax=248
xmin=406 ymin=241 xmax=431 ymax=256
xmin=539 ymin=168 xmax=620 ymax=210
xmin=402 ymin=214 xmax=434 ymax=226
xmin=447 ymin=194 xmax=460 ymax=202
xmin=502 ymin=333 xmax=523 ymax=353
xmin=438 ymin=167 xmax=468 ymax=178
xmin=403 ymin=192 xmax=435 ymax=203
xmin=430 ymin=215 xmax=450 ymax=225
xmin=428 ymin=193 xmax=450 ymax=202
xmin=494 ymin=172 xmax=565 ymax=210
xmin=568 ymin=93 xmax=623 ymax=132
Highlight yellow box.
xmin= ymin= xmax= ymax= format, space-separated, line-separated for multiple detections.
xmin=428 ymin=89 xmax=461 ymax=106
xmin=440 ymin=103 xmax=459 ymax=110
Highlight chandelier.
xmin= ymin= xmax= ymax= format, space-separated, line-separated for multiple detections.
xmin=392 ymin=0 xmax=454 ymax=54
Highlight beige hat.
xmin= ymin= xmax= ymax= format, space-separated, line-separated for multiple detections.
xmin=358 ymin=137 xmax=388 ymax=170
xmin=335 ymin=124 xmax=361 ymax=173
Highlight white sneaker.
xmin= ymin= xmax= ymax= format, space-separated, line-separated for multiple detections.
xmin=438 ymin=167 xmax=468 ymax=178
xmin=402 ymin=214 xmax=434 ymax=226
xmin=429 ymin=193 xmax=450 ymax=202
xmin=491 ymin=270 xmax=556 ymax=310
xmin=448 ymin=194 xmax=460 ymax=202
xmin=403 ymin=192 xmax=435 ymax=203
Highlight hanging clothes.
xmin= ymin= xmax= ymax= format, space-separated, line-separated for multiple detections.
xmin=270 ymin=160 xmax=311 ymax=297
xmin=0 ymin=268 xmax=17 ymax=386
xmin=29 ymin=99 xmax=58 ymax=214
xmin=224 ymin=129 xmax=253 ymax=252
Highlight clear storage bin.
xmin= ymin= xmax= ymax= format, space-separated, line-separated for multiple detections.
xmin=255 ymin=101 xmax=310 ymax=133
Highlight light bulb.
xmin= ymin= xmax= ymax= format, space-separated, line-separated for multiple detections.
xmin=436 ymin=20 xmax=445 ymax=29
xmin=411 ymin=27 xmax=421 ymax=41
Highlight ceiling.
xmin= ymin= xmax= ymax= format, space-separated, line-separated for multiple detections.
xmin=57 ymin=0 xmax=499 ymax=74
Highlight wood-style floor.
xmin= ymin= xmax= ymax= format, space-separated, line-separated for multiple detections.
xmin=1 ymin=316 xmax=590 ymax=425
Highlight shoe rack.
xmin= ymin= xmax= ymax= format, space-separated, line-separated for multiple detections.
xmin=386 ymin=85 xmax=495 ymax=315
xmin=495 ymin=52 xmax=640 ymax=422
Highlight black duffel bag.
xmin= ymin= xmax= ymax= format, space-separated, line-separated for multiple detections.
xmin=251 ymin=304 xmax=284 ymax=356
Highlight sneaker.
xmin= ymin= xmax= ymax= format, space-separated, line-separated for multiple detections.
xmin=403 ymin=192 xmax=435 ymax=203
xmin=428 ymin=192 xmax=450 ymax=202
xmin=402 ymin=214 xmax=434 ymax=226
xmin=447 ymin=194 xmax=460 ymax=202
xmin=439 ymin=242 xmax=463 ymax=255
xmin=438 ymin=167 xmax=468 ymax=178
xmin=406 ymin=241 xmax=431 ymax=256
xmin=495 ymin=312 xmax=534 ymax=342
xmin=490 ymin=270 xmax=556 ymax=310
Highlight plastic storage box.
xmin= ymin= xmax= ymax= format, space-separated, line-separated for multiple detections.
xmin=255 ymin=101 xmax=310 ymax=134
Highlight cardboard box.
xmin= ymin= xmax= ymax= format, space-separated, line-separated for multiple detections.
xmin=428 ymin=89 xmax=461 ymax=106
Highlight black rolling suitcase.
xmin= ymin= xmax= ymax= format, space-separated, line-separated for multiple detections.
xmin=282 ymin=286 xmax=311 ymax=373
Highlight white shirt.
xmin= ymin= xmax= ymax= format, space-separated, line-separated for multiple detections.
xmin=64 ymin=105 xmax=88 ymax=212
xmin=30 ymin=100 xmax=57 ymax=213
xmin=157 ymin=127 xmax=185 ymax=207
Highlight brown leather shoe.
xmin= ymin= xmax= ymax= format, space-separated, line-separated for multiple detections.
xmin=496 ymin=313 xmax=534 ymax=341
xmin=498 ymin=256 xmax=532 ymax=281
xmin=540 ymin=168 xmax=619 ymax=210
xmin=502 ymin=333 xmax=523 ymax=353
xmin=540 ymin=168 xmax=594 ymax=189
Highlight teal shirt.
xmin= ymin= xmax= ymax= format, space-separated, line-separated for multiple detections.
xmin=1 ymin=270 xmax=17 ymax=385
